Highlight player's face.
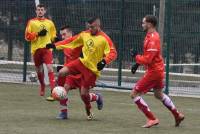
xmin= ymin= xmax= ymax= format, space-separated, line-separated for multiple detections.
xmin=88 ymin=20 xmax=101 ymax=35
xmin=36 ymin=7 xmax=46 ymax=18
xmin=60 ymin=29 xmax=72 ymax=40
xmin=142 ymin=18 xmax=149 ymax=32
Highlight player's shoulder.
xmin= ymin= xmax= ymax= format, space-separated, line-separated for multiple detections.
xmin=149 ymin=31 xmax=160 ymax=40
xmin=97 ymin=31 xmax=114 ymax=45
xmin=27 ymin=17 xmax=38 ymax=23
xmin=82 ymin=30 xmax=90 ymax=34
xmin=44 ymin=18 xmax=55 ymax=24
xmin=97 ymin=31 xmax=109 ymax=38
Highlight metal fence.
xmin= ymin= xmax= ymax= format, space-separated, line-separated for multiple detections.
xmin=0 ymin=0 xmax=199 ymax=97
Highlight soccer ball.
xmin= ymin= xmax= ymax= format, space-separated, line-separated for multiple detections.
xmin=52 ymin=86 xmax=67 ymax=100
xmin=29 ymin=72 xmax=37 ymax=82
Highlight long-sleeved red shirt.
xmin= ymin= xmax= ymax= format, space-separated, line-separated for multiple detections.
xmin=135 ymin=31 xmax=164 ymax=74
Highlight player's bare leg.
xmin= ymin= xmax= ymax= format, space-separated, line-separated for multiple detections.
xmin=58 ymin=66 xmax=70 ymax=77
xmin=35 ymin=65 xmax=45 ymax=96
xmin=154 ymin=89 xmax=185 ymax=127
xmin=131 ymin=90 xmax=159 ymax=128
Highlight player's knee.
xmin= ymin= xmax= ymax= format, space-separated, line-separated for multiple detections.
xmin=58 ymin=70 xmax=67 ymax=77
xmin=80 ymin=88 xmax=89 ymax=96
xmin=59 ymin=67 xmax=69 ymax=77
xmin=130 ymin=90 xmax=137 ymax=99
xmin=154 ymin=91 xmax=163 ymax=100
xmin=64 ymin=84 xmax=70 ymax=92
xmin=46 ymin=65 xmax=53 ymax=72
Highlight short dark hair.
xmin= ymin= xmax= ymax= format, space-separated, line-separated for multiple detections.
xmin=145 ymin=15 xmax=157 ymax=27
xmin=36 ymin=4 xmax=46 ymax=9
xmin=87 ymin=16 xmax=100 ymax=24
xmin=60 ymin=25 xmax=72 ymax=32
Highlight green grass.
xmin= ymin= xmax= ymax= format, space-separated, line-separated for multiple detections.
xmin=0 ymin=83 xmax=200 ymax=134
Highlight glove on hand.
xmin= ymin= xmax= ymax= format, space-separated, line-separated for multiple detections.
xmin=131 ymin=63 xmax=140 ymax=74
xmin=38 ymin=29 xmax=47 ymax=36
xmin=130 ymin=49 xmax=138 ymax=58
xmin=97 ymin=59 xmax=106 ymax=71
xmin=46 ymin=43 xmax=56 ymax=49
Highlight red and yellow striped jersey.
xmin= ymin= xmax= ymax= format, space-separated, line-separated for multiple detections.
xmin=25 ymin=18 xmax=56 ymax=54
xmin=55 ymin=30 xmax=117 ymax=76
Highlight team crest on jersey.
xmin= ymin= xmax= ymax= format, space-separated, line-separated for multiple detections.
xmin=86 ymin=39 xmax=95 ymax=52
xmin=86 ymin=39 xmax=94 ymax=48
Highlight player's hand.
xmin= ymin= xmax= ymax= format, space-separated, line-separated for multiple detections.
xmin=130 ymin=49 xmax=138 ymax=58
xmin=38 ymin=29 xmax=47 ymax=36
xmin=46 ymin=43 xmax=56 ymax=49
xmin=53 ymin=37 xmax=61 ymax=43
xmin=56 ymin=65 xmax=63 ymax=72
xmin=131 ymin=63 xmax=139 ymax=74
xmin=97 ymin=59 xmax=106 ymax=71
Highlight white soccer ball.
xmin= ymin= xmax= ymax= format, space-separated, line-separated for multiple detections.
xmin=52 ymin=86 xmax=67 ymax=100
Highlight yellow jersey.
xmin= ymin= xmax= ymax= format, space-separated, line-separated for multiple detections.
xmin=55 ymin=30 xmax=117 ymax=77
xmin=25 ymin=18 xmax=56 ymax=54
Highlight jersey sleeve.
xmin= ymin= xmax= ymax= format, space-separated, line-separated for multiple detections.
xmin=55 ymin=33 xmax=83 ymax=50
xmin=49 ymin=21 xmax=57 ymax=42
xmin=102 ymin=34 xmax=117 ymax=64
xmin=135 ymin=40 xmax=158 ymax=65
xmin=25 ymin=20 xmax=37 ymax=41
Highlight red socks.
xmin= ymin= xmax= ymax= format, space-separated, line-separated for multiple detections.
xmin=60 ymin=98 xmax=68 ymax=112
xmin=48 ymin=72 xmax=55 ymax=92
xmin=37 ymin=72 xmax=45 ymax=86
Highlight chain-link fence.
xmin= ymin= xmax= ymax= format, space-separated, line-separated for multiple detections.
xmin=0 ymin=0 xmax=199 ymax=97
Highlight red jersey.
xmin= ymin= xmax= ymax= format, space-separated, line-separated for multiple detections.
xmin=63 ymin=46 xmax=82 ymax=64
xmin=135 ymin=31 xmax=164 ymax=73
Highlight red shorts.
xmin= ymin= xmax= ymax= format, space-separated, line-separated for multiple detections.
xmin=65 ymin=74 xmax=81 ymax=89
xmin=65 ymin=59 xmax=96 ymax=89
xmin=33 ymin=48 xmax=53 ymax=67
xmin=132 ymin=72 xmax=164 ymax=94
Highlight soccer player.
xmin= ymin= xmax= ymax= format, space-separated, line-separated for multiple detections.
xmin=130 ymin=15 xmax=184 ymax=128
xmin=46 ymin=17 xmax=117 ymax=120
xmin=56 ymin=25 xmax=82 ymax=119
xmin=25 ymin=4 xmax=57 ymax=101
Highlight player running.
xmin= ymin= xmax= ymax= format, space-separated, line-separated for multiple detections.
xmin=46 ymin=17 xmax=117 ymax=120
xmin=130 ymin=15 xmax=184 ymax=128
xmin=25 ymin=4 xmax=57 ymax=101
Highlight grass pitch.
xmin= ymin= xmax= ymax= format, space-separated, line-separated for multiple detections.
xmin=0 ymin=83 xmax=200 ymax=134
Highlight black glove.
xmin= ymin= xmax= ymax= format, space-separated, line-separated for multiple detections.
xmin=53 ymin=37 xmax=61 ymax=43
xmin=46 ymin=43 xmax=56 ymax=49
xmin=131 ymin=63 xmax=140 ymax=74
xmin=56 ymin=65 xmax=63 ymax=72
xmin=97 ymin=59 xmax=106 ymax=71
xmin=38 ymin=29 xmax=47 ymax=36
xmin=130 ymin=49 xmax=138 ymax=58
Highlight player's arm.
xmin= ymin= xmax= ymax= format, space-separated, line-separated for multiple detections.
xmin=25 ymin=20 xmax=37 ymax=41
xmin=135 ymin=41 xmax=157 ymax=65
xmin=103 ymin=37 xmax=117 ymax=64
xmin=49 ymin=21 xmax=57 ymax=42
xmin=46 ymin=33 xmax=83 ymax=50
xmin=97 ymin=34 xmax=117 ymax=71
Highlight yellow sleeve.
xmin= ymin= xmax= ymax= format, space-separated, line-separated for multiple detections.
xmin=55 ymin=33 xmax=83 ymax=50
xmin=49 ymin=21 xmax=57 ymax=41
xmin=25 ymin=20 xmax=37 ymax=41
